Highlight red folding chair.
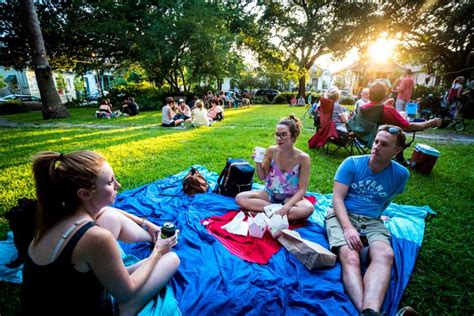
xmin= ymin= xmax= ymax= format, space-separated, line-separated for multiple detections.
xmin=308 ymin=98 xmax=338 ymax=149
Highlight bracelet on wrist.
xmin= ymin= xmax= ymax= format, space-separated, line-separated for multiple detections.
xmin=141 ymin=217 xmax=148 ymax=231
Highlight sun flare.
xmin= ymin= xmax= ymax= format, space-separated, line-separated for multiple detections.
xmin=368 ymin=38 xmax=397 ymax=62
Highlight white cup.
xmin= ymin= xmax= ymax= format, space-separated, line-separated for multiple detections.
xmin=254 ymin=146 xmax=266 ymax=163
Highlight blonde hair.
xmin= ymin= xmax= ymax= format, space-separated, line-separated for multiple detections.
xmin=326 ymin=88 xmax=340 ymax=101
xmin=32 ymin=151 xmax=105 ymax=243
xmin=195 ymin=99 xmax=204 ymax=109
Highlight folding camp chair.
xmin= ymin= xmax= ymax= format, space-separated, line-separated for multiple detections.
xmin=306 ymin=98 xmax=356 ymax=155
xmin=348 ymin=103 xmax=417 ymax=161
xmin=308 ymin=98 xmax=338 ymax=149
xmin=406 ymin=102 xmax=418 ymax=120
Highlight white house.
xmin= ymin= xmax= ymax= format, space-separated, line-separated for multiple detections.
xmin=307 ymin=66 xmax=332 ymax=92
xmin=0 ymin=66 xmax=77 ymax=102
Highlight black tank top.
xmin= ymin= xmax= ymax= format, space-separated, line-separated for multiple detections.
xmin=21 ymin=221 xmax=117 ymax=315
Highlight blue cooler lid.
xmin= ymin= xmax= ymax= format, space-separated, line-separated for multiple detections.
xmin=415 ymin=144 xmax=440 ymax=157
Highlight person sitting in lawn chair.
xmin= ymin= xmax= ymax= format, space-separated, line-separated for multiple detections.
xmin=349 ymin=81 xmax=442 ymax=162
xmin=236 ymin=115 xmax=314 ymax=221
xmin=326 ymin=125 xmax=410 ymax=316
xmin=327 ymin=87 xmax=349 ymax=133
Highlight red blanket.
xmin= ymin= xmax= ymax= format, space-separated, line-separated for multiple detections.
xmin=202 ymin=196 xmax=316 ymax=264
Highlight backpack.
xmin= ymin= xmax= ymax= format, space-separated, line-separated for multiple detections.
xmin=182 ymin=167 xmax=209 ymax=195
xmin=214 ymin=159 xmax=255 ymax=197
xmin=5 ymin=198 xmax=37 ymax=268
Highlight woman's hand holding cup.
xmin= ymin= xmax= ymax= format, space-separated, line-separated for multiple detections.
xmin=253 ymin=146 xmax=266 ymax=163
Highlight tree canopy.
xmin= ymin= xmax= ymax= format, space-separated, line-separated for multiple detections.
xmin=380 ymin=0 xmax=473 ymax=83
xmin=243 ymin=1 xmax=380 ymax=95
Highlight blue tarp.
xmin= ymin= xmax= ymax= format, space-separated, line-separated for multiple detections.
xmin=0 ymin=165 xmax=434 ymax=315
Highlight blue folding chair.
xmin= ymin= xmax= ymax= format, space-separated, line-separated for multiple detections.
xmin=406 ymin=102 xmax=418 ymax=120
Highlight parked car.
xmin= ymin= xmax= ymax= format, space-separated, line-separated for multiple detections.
xmin=0 ymin=94 xmax=42 ymax=111
xmin=254 ymin=89 xmax=281 ymax=101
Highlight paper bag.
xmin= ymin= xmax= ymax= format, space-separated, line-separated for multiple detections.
xmin=278 ymin=229 xmax=336 ymax=269
xmin=263 ymin=204 xmax=283 ymax=218
xmin=248 ymin=212 xmax=269 ymax=238
xmin=221 ymin=211 xmax=249 ymax=236
xmin=268 ymin=214 xmax=289 ymax=239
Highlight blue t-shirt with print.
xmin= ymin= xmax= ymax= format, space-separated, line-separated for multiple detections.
xmin=334 ymin=155 xmax=409 ymax=218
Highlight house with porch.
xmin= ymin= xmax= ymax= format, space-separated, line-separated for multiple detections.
xmin=0 ymin=66 xmax=77 ymax=102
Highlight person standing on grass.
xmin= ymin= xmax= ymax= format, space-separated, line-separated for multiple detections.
xmin=22 ymin=150 xmax=179 ymax=315
xmin=325 ymin=125 xmax=409 ymax=316
xmin=236 ymin=115 xmax=314 ymax=221
xmin=395 ymin=69 xmax=414 ymax=112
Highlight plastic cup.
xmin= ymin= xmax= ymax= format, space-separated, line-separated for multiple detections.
xmin=254 ymin=146 xmax=266 ymax=163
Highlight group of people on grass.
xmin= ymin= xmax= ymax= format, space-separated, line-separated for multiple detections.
xmin=96 ymin=96 xmax=139 ymax=119
xmin=161 ymin=96 xmax=224 ymax=128
xmin=289 ymin=94 xmax=307 ymax=107
xmin=23 ymin=109 xmax=414 ymax=315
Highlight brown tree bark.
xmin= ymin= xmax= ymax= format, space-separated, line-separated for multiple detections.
xmin=21 ymin=0 xmax=69 ymax=119
xmin=298 ymin=75 xmax=306 ymax=98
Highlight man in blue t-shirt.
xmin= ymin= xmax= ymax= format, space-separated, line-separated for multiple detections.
xmin=326 ymin=125 xmax=410 ymax=316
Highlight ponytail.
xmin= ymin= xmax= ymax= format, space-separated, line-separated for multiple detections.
xmin=32 ymin=151 xmax=105 ymax=243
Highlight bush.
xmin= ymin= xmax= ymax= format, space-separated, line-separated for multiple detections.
xmin=412 ymin=84 xmax=446 ymax=99
xmin=252 ymin=95 xmax=273 ymax=104
xmin=273 ymin=93 xmax=291 ymax=104
xmin=0 ymin=100 xmax=28 ymax=115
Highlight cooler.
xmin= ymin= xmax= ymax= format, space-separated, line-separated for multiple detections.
xmin=409 ymin=144 xmax=440 ymax=175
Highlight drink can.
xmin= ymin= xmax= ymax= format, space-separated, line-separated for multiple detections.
xmin=161 ymin=222 xmax=176 ymax=239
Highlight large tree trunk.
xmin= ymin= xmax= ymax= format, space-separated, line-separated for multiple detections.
xmin=21 ymin=0 xmax=69 ymax=119
xmin=298 ymin=76 xmax=306 ymax=98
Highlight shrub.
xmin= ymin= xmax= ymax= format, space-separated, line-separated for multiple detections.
xmin=412 ymin=84 xmax=446 ymax=99
xmin=0 ymin=100 xmax=28 ymax=115
xmin=273 ymin=92 xmax=293 ymax=104
xmin=252 ymin=95 xmax=272 ymax=104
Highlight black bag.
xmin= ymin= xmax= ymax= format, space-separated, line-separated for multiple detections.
xmin=182 ymin=167 xmax=209 ymax=195
xmin=214 ymin=159 xmax=255 ymax=197
xmin=5 ymin=198 xmax=37 ymax=268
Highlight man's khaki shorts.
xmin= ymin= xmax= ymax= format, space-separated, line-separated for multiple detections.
xmin=325 ymin=209 xmax=391 ymax=251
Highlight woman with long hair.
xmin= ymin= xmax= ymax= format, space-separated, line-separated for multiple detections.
xmin=21 ymin=151 xmax=179 ymax=315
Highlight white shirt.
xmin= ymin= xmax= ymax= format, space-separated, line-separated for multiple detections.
xmin=192 ymin=108 xmax=210 ymax=127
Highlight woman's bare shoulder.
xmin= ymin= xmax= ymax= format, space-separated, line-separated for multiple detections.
xmin=296 ymin=148 xmax=310 ymax=161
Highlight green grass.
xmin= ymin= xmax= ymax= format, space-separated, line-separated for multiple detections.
xmin=0 ymin=105 xmax=473 ymax=315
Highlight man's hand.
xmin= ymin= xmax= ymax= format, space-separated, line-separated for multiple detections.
xmin=343 ymin=226 xmax=363 ymax=252
xmin=430 ymin=118 xmax=442 ymax=128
